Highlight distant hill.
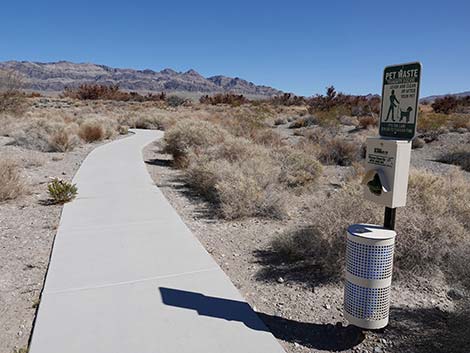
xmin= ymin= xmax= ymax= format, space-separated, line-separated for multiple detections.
xmin=0 ymin=61 xmax=283 ymax=97
xmin=420 ymin=91 xmax=470 ymax=103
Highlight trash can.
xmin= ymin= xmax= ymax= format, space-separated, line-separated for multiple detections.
xmin=343 ymin=224 xmax=396 ymax=329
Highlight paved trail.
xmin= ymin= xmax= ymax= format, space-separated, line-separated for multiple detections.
xmin=30 ymin=129 xmax=285 ymax=353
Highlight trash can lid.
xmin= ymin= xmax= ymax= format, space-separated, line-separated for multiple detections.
xmin=347 ymin=224 xmax=396 ymax=240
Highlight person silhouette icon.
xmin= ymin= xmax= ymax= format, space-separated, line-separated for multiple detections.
xmin=385 ymin=89 xmax=400 ymax=122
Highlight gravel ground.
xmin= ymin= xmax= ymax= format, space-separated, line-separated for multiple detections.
xmin=143 ymin=130 xmax=468 ymax=353
xmin=0 ymin=136 xmax=99 ymax=353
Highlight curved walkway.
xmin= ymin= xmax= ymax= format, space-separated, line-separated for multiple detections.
xmin=29 ymin=129 xmax=285 ymax=353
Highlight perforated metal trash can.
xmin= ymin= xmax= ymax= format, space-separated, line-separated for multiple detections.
xmin=343 ymin=224 xmax=396 ymax=329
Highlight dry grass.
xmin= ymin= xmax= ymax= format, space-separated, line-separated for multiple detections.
xmin=357 ymin=115 xmax=378 ymax=129
xmin=418 ymin=112 xmax=470 ymax=133
xmin=0 ymin=69 xmax=27 ymax=115
xmin=163 ymin=119 xmax=229 ymax=167
xmin=275 ymin=146 xmax=322 ymax=188
xmin=270 ymin=170 xmax=470 ymax=287
xmin=318 ymin=138 xmax=361 ymax=166
xmin=438 ymin=147 xmax=470 ymax=172
xmin=0 ymin=158 xmax=25 ymax=202
xmin=185 ymin=137 xmax=287 ymax=219
xmin=48 ymin=128 xmax=80 ymax=152
xmin=78 ymin=121 xmax=105 ymax=142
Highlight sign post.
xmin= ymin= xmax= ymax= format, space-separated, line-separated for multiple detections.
xmin=379 ymin=62 xmax=421 ymax=140
xmin=343 ymin=62 xmax=421 ymax=330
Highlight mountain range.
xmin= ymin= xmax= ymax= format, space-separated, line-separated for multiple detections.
xmin=0 ymin=61 xmax=283 ymax=97
xmin=420 ymin=91 xmax=470 ymax=103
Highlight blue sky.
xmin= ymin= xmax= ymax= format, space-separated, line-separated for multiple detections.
xmin=1 ymin=0 xmax=469 ymax=97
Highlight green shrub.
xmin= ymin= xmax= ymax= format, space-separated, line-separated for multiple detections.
xmin=47 ymin=178 xmax=78 ymax=204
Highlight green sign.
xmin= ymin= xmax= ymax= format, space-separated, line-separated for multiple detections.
xmin=379 ymin=62 xmax=421 ymax=140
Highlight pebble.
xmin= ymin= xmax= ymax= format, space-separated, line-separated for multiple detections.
xmin=373 ymin=347 xmax=383 ymax=353
xmin=277 ymin=277 xmax=285 ymax=284
xmin=325 ymin=304 xmax=331 ymax=310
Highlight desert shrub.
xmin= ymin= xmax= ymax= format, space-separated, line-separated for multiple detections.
xmin=251 ymin=128 xmax=284 ymax=147
xmin=203 ymin=136 xmax=271 ymax=163
xmin=302 ymin=127 xmax=333 ymax=144
xmin=47 ymin=178 xmax=78 ymax=204
xmin=411 ymin=137 xmax=425 ymax=149
xmin=10 ymin=119 xmax=76 ymax=152
xmin=166 ymin=95 xmax=187 ymax=107
xmin=118 ymin=125 xmax=129 ymax=135
xmin=134 ymin=115 xmax=167 ymax=130
xmin=78 ymin=121 xmax=105 ymax=142
xmin=274 ymin=117 xmax=287 ymax=125
xmin=48 ymin=129 xmax=79 ymax=152
xmin=62 ymin=84 xmax=167 ymax=102
xmin=269 ymin=93 xmax=306 ymax=106
xmin=275 ymin=147 xmax=323 ymax=187
xmin=357 ymin=115 xmax=378 ymax=129
xmin=0 ymin=69 xmax=27 ymax=115
xmin=0 ymin=158 xmax=25 ymax=201
xmin=213 ymin=158 xmax=285 ymax=219
xmin=307 ymin=86 xmax=380 ymax=117
xmin=288 ymin=115 xmax=317 ymax=129
xmin=271 ymin=183 xmax=379 ymax=280
xmin=438 ymin=147 xmax=470 ymax=172
xmin=183 ymin=135 xmax=288 ymax=219
xmin=432 ymin=96 xmax=459 ymax=114
xmin=270 ymin=170 xmax=470 ymax=285
xmin=318 ymin=138 xmax=360 ymax=166
xmin=163 ymin=119 xmax=229 ymax=167
xmin=200 ymin=93 xmax=249 ymax=106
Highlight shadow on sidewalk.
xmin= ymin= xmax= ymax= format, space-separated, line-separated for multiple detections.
xmin=159 ymin=287 xmax=364 ymax=351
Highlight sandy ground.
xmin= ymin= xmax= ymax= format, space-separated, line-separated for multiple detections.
xmin=143 ymin=129 xmax=468 ymax=353
xmin=0 ymin=136 xmax=99 ymax=353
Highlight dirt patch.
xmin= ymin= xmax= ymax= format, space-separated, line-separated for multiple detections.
xmin=0 ymin=137 xmax=100 ymax=353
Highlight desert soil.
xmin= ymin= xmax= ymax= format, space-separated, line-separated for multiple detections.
xmin=0 ymin=136 xmax=99 ymax=353
xmin=143 ymin=128 xmax=469 ymax=353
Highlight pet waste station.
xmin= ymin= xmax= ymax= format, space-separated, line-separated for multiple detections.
xmin=343 ymin=62 xmax=421 ymax=329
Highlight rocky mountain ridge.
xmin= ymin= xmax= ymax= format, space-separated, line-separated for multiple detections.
xmin=0 ymin=60 xmax=283 ymax=97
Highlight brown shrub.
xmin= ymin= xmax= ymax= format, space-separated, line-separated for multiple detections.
xmin=78 ymin=121 xmax=105 ymax=142
xmin=186 ymin=150 xmax=286 ymax=220
xmin=357 ymin=115 xmax=378 ymax=129
xmin=163 ymin=119 xmax=229 ymax=167
xmin=275 ymin=146 xmax=323 ymax=188
xmin=213 ymin=158 xmax=286 ymax=220
xmin=270 ymin=170 xmax=470 ymax=286
xmin=318 ymin=138 xmax=361 ymax=166
xmin=63 ymin=84 xmax=166 ymax=102
xmin=48 ymin=129 xmax=79 ymax=152
xmin=0 ymin=70 xmax=27 ymax=115
xmin=288 ymin=116 xmax=317 ymax=129
xmin=0 ymin=158 xmax=25 ymax=201
xmin=134 ymin=115 xmax=168 ymax=130
xmin=438 ymin=147 xmax=470 ymax=172
xmin=199 ymin=93 xmax=249 ymax=106
xmin=274 ymin=117 xmax=287 ymax=125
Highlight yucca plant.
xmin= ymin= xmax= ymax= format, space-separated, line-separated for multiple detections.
xmin=47 ymin=178 xmax=78 ymax=204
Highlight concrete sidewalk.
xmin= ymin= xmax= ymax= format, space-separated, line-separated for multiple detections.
xmin=30 ymin=129 xmax=285 ymax=353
